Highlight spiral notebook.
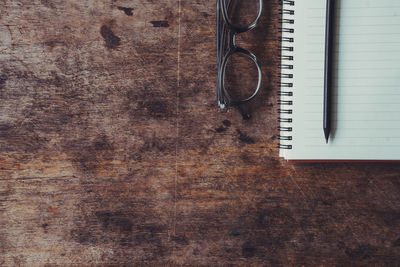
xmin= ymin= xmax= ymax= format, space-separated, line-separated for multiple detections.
xmin=279 ymin=0 xmax=400 ymax=161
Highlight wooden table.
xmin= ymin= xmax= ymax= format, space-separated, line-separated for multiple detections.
xmin=0 ymin=0 xmax=399 ymax=265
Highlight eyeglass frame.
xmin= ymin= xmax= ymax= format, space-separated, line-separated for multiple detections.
xmin=216 ymin=0 xmax=263 ymax=112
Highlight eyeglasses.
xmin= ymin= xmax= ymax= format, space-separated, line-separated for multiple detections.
xmin=216 ymin=0 xmax=263 ymax=112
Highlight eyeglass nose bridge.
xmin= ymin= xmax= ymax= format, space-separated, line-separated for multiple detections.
xmin=226 ymin=31 xmax=238 ymax=48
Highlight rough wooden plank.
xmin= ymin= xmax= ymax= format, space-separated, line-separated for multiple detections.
xmin=0 ymin=0 xmax=399 ymax=266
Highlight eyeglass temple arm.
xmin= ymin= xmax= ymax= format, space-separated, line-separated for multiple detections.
xmin=216 ymin=0 xmax=231 ymax=110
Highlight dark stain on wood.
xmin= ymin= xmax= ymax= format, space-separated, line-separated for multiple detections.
xmin=125 ymin=90 xmax=175 ymax=119
xmin=222 ymin=120 xmax=231 ymax=127
xmin=0 ymin=233 xmax=8 ymax=255
xmin=215 ymin=126 xmax=226 ymax=133
xmin=43 ymin=40 xmax=65 ymax=50
xmin=138 ymin=99 xmax=173 ymax=118
xmin=129 ymin=135 xmax=176 ymax=162
xmin=0 ymin=75 xmax=7 ymax=91
xmin=237 ymin=105 xmax=252 ymax=120
xmin=117 ymin=6 xmax=134 ymax=16
xmin=201 ymin=12 xmax=211 ymax=18
xmin=314 ymin=186 xmax=337 ymax=206
xmin=216 ymin=119 xmax=232 ymax=133
xmin=70 ymin=228 xmax=97 ymax=245
xmin=237 ymin=129 xmax=256 ymax=144
xmin=242 ymin=241 xmax=257 ymax=258
xmin=150 ymin=21 xmax=170 ymax=27
xmin=239 ymin=152 xmax=256 ymax=164
xmin=40 ymin=0 xmax=55 ymax=9
xmin=100 ymin=25 xmax=121 ymax=49
xmin=172 ymin=235 xmax=189 ymax=245
xmin=70 ymin=207 xmax=170 ymax=259
xmin=375 ymin=209 xmax=400 ymax=227
xmin=67 ymin=135 xmax=116 ymax=174
xmin=41 ymin=223 xmax=49 ymax=233
xmin=0 ymin=122 xmax=49 ymax=153
xmin=95 ymin=211 xmax=133 ymax=232
xmin=345 ymin=244 xmax=377 ymax=260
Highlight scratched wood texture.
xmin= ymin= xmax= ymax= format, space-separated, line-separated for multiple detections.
xmin=0 ymin=0 xmax=399 ymax=266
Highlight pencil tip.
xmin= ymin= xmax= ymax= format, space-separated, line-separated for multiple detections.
xmin=324 ymin=128 xmax=330 ymax=144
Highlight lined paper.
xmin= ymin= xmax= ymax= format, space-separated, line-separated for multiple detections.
xmin=283 ymin=0 xmax=400 ymax=160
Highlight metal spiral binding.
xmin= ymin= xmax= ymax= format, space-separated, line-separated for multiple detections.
xmin=278 ymin=0 xmax=294 ymax=150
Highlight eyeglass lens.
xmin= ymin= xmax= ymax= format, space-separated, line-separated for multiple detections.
xmin=223 ymin=49 xmax=260 ymax=102
xmin=224 ymin=0 xmax=261 ymax=29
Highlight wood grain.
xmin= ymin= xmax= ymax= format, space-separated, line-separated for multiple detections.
xmin=0 ymin=0 xmax=399 ymax=265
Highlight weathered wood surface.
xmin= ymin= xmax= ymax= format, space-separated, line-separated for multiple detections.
xmin=0 ymin=0 xmax=399 ymax=266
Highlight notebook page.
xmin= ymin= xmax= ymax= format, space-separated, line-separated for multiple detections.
xmin=285 ymin=0 xmax=400 ymax=160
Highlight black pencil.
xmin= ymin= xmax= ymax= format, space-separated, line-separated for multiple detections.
xmin=324 ymin=0 xmax=335 ymax=144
